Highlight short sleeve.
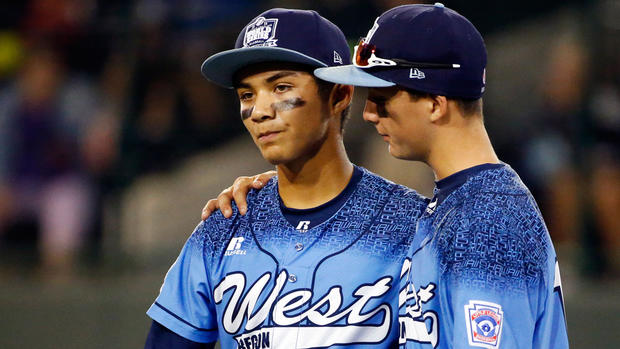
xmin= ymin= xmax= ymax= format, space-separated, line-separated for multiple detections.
xmin=442 ymin=269 xmax=540 ymax=348
xmin=440 ymin=224 xmax=568 ymax=349
xmin=532 ymin=259 xmax=569 ymax=349
xmin=146 ymin=222 xmax=218 ymax=344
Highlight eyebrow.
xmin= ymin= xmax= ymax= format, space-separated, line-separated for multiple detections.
xmin=235 ymin=71 xmax=300 ymax=89
xmin=266 ymin=71 xmax=298 ymax=83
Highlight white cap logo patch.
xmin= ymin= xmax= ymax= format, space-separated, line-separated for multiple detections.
xmin=464 ymin=300 xmax=503 ymax=348
xmin=243 ymin=17 xmax=279 ymax=47
xmin=409 ymin=68 xmax=425 ymax=79
xmin=333 ymin=51 xmax=343 ymax=64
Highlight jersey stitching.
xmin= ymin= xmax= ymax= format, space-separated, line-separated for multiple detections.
xmin=310 ymin=184 xmax=398 ymax=290
xmin=154 ymin=302 xmax=218 ymax=332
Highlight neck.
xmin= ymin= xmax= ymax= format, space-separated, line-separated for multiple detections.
xmin=277 ymin=133 xmax=353 ymax=209
xmin=427 ymin=117 xmax=499 ymax=180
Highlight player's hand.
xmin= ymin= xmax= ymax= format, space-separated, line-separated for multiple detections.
xmin=201 ymin=171 xmax=276 ymax=220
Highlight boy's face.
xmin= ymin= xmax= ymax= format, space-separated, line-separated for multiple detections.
xmin=235 ymin=65 xmax=331 ymax=166
xmin=363 ymin=87 xmax=433 ymax=161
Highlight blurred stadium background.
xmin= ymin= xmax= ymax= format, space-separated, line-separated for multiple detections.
xmin=0 ymin=0 xmax=618 ymax=348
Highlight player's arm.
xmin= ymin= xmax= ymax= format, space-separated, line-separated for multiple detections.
xmin=201 ymin=170 xmax=276 ymax=220
xmin=146 ymin=223 xmax=219 ymax=344
xmin=145 ymin=321 xmax=215 ymax=349
xmin=441 ymin=222 xmax=568 ymax=348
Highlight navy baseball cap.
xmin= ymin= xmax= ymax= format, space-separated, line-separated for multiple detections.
xmin=314 ymin=3 xmax=487 ymax=99
xmin=201 ymin=8 xmax=351 ymax=88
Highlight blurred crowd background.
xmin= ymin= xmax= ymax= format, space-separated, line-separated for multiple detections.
xmin=0 ymin=0 xmax=618 ymax=348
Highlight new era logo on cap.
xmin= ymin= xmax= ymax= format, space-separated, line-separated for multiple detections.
xmin=334 ymin=51 xmax=343 ymax=64
xmin=409 ymin=68 xmax=425 ymax=79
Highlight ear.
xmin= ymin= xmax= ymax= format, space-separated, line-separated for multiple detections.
xmin=429 ymin=95 xmax=448 ymax=123
xmin=330 ymin=84 xmax=354 ymax=117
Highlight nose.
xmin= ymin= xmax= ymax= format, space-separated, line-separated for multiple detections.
xmin=251 ymin=91 xmax=275 ymax=122
xmin=363 ymin=100 xmax=379 ymax=124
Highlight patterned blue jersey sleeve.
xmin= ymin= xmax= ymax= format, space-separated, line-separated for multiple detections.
xmin=436 ymin=196 xmax=568 ymax=349
xmin=146 ymin=221 xmax=218 ymax=344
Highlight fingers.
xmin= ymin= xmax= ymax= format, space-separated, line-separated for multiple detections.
xmin=201 ymin=171 xmax=277 ymax=221
xmin=231 ymin=176 xmax=256 ymax=215
xmin=201 ymin=199 xmax=219 ymax=221
xmin=251 ymin=171 xmax=277 ymax=189
xmin=201 ymin=186 xmax=234 ymax=220
xmin=217 ymin=186 xmax=235 ymax=218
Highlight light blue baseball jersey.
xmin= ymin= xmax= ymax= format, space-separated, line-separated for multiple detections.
xmin=147 ymin=167 xmax=427 ymax=348
xmin=398 ymin=164 xmax=569 ymax=348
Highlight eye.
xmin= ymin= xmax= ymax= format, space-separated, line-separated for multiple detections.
xmin=274 ymin=84 xmax=292 ymax=93
xmin=238 ymin=91 xmax=253 ymax=101
xmin=368 ymin=95 xmax=386 ymax=105
xmin=369 ymin=97 xmax=389 ymax=117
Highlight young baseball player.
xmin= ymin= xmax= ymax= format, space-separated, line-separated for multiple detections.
xmin=205 ymin=3 xmax=570 ymax=348
xmin=144 ymin=8 xmax=427 ymax=349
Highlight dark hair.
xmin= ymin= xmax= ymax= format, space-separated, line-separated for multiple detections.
xmin=405 ymin=89 xmax=483 ymax=117
xmin=315 ymin=78 xmax=351 ymax=133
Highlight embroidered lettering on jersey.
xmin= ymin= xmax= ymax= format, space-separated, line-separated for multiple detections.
xmin=225 ymin=237 xmax=247 ymax=256
xmin=399 ymin=259 xmax=439 ymax=348
xmin=236 ymin=329 xmax=270 ymax=349
xmin=244 ymin=17 xmax=278 ymax=47
xmin=464 ymin=300 xmax=504 ymax=348
xmin=213 ymin=270 xmax=392 ymax=347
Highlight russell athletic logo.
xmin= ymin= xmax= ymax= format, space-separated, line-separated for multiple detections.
xmin=225 ymin=237 xmax=247 ymax=256
xmin=295 ymin=220 xmax=310 ymax=232
xmin=213 ymin=271 xmax=392 ymax=348
xmin=243 ymin=17 xmax=279 ymax=47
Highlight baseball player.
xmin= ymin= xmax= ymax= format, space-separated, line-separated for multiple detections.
xmin=204 ymin=3 xmax=570 ymax=349
xmin=144 ymin=8 xmax=427 ymax=349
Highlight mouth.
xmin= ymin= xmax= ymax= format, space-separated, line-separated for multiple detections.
xmin=257 ymin=130 xmax=282 ymax=143
xmin=376 ymin=129 xmax=389 ymax=140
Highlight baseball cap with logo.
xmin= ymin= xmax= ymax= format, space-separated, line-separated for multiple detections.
xmin=314 ymin=3 xmax=487 ymax=99
xmin=201 ymin=8 xmax=350 ymax=88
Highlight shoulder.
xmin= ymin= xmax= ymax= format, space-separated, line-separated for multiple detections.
xmin=436 ymin=166 xmax=551 ymax=290
xmin=447 ymin=165 xmax=546 ymax=234
xmin=357 ymin=166 xmax=428 ymax=212
xmin=201 ymin=177 xmax=279 ymax=253
xmin=463 ymin=165 xmax=549 ymax=245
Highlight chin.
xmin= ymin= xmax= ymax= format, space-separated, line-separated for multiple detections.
xmin=260 ymin=150 xmax=290 ymax=165
xmin=388 ymin=145 xmax=421 ymax=161
xmin=388 ymin=145 xmax=406 ymax=159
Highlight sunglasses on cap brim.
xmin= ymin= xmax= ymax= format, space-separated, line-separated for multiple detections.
xmin=353 ymin=38 xmax=461 ymax=69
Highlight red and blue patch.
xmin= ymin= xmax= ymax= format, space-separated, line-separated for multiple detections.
xmin=464 ymin=300 xmax=503 ymax=348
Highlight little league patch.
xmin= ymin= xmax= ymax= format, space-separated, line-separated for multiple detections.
xmin=464 ymin=300 xmax=504 ymax=348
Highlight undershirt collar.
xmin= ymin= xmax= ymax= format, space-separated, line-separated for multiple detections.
xmin=433 ymin=163 xmax=505 ymax=206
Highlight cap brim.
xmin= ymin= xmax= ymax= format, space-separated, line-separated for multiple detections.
xmin=201 ymin=47 xmax=327 ymax=88
xmin=314 ymin=65 xmax=395 ymax=87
